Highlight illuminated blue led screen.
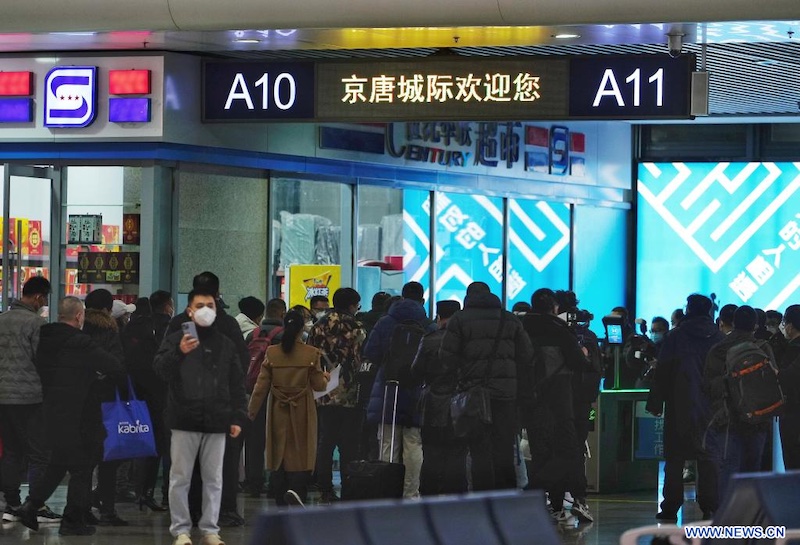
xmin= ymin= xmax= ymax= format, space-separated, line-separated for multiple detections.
xmin=507 ymin=198 xmax=571 ymax=307
xmin=573 ymin=205 xmax=628 ymax=337
xmin=434 ymin=192 xmax=504 ymax=303
xmin=403 ymin=189 xmax=432 ymax=299
xmin=637 ymin=162 xmax=800 ymax=322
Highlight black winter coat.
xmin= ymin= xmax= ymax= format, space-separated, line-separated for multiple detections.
xmin=83 ymin=309 xmax=127 ymax=412
xmin=778 ymin=336 xmax=800 ymax=411
xmin=653 ymin=314 xmax=724 ymax=456
xmin=35 ymin=323 xmax=124 ymax=466
xmin=519 ymin=312 xmax=589 ymax=417
xmin=411 ymin=327 xmax=455 ymax=428
xmin=154 ymin=326 xmax=247 ymax=433
xmin=439 ymin=292 xmax=533 ymax=401
xmin=122 ymin=313 xmax=167 ymax=406
xmin=168 ymin=308 xmax=249 ymax=373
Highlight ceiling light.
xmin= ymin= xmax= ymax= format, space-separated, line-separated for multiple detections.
xmin=234 ymin=38 xmax=260 ymax=44
xmin=554 ymin=33 xmax=580 ymax=39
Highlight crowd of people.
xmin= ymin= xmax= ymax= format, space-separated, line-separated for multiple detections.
xmin=1 ymin=272 xmax=799 ymax=543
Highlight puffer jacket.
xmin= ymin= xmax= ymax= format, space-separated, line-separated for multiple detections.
xmin=365 ymin=299 xmax=434 ymax=427
xmin=154 ymin=326 xmax=247 ymax=433
xmin=0 ymin=300 xmax=46 ymax=404
xmin=83 ymin=308 xmax=126 ymax=407
xmin=307 ymin=310 xmax=366 ymax=408
xmin=439 ymin=292 xmax=533 ymax=401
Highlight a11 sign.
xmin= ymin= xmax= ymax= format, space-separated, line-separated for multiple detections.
xmin=569 ymin=55 xmax=693 ymax=119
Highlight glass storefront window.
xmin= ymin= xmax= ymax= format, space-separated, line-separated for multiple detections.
xmin=434 ymin=192 xmax=504 ymax=304
xmin=0 ymin=167 xmax=52 ymax=308
xmin=64 ymin=166 xmax=142 ymax=302
xmin=269 ymin=177 xmax=352 ymax=309
xmin=507 ymin=198 xmax=571 ymax=308
xmin=356 ymin=185 xmax=408 ymax=309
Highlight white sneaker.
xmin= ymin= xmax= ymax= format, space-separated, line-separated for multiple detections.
xmin=173 ymin=533 xmax=192 ymax=545
xmin=200 ymin=534 xmax=225 ymax=545
xmin=555 ymin=509 xmax=576 ymax=526
xmin=570 ymin=500 xmax=594 ymax=523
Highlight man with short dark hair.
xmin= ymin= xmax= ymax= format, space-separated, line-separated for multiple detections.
xmin=704 ymin=305 xmax=774 ymax=499
xmin=150 ymin=290 xmax=174 ymax=344
xmin=155 ymin=289 xmax=247 ymax=545
xmin=652 ymin=294 xmax=724 ymax=521
xmin=308 ymin=287 xmax=366 ymax=503
xmin=440 ymin=281 xmax=532 ymax=491
xmin=167 ymin=272 xmax=249 ymax=527
xmin=364 ymin=281 xmax=435 ymax=498
xmin=717 ymin=304 xmax=737 ymax=335
xmin=0 ymin=276 xmax=57 ymax=523
xmin=411 ymin=299 xmax=465 ymax=495
xmin=522 ymin=288 xmax=592 ymax=524
xmin=310 ymin=295 xmax=330 ymax=322
xmin=243 ymin=297 xmax=287 ymax=497
xmin=235 ymin=297 xmax=265 ymax=340
xmin=17 ymin=296 xmax=124 ymax=536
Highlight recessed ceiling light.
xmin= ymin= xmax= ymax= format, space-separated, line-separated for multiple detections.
xmin=235 ymin=38 xmax=260 ymax=44
xmin=554 ymin=33 xmax=580 ymax=39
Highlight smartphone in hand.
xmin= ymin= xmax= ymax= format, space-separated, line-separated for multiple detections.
xmin=181 ymin=321 xmax=198 ymax=339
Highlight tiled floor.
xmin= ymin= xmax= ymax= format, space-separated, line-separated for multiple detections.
xmin=0 ymin=483 xmax=708 ymax=545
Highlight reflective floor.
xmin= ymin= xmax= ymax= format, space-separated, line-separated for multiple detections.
xmin=0 ymin=483 xmax=709 ymax=545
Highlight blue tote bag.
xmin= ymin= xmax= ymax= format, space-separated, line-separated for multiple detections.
xmin=101 ymin=377 xmax=157 ymax=461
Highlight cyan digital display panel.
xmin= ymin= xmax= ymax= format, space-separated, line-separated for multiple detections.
xmin=433 ymin=192 xmax=505 ymax=303
xmin=637 ymin=162 xmax=800 ymax=322
xmin=507 ymin=198 xmax=571 ymax=308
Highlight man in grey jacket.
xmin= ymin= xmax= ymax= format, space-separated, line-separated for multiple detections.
xmin=0 ymin=277 xmax=58 ymax=523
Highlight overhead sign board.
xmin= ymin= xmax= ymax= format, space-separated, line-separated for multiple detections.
xmin=201 ymin=54 xmax=695 ymax=122
xmin=569 ymin=55 xmax=693 ymax=119
xmin=203 ymin=61 xmax=315 ymax=121
xmin=316 ymin=58 xmax=569 ymax=121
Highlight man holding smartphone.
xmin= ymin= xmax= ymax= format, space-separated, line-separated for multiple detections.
xmin=155 ymin=289 xmax=247 ymax=545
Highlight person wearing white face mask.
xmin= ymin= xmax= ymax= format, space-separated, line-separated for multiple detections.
xmin=310 ymin=295 xmax=330 ymax=322
xmin=155 ymin=289 xmax=247 ymax=545
xmin=165 ymin=272 xmax=250 ymax=529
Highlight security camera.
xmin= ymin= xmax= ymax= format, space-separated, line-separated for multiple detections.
xmin=667 ymin=31 xmax=685 ymax=58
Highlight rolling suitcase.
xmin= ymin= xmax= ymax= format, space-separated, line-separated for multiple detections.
xmin=342 ymin=379 xmax=405 ymax=500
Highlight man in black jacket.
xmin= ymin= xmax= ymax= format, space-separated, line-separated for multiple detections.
xmin=778 ymin=304 xmax=800 ymax=469
xmin=167 ymin=272 xmax=249 ymax=527
xmin=440 ymin=282 xmax=532 ymax=491
xmin=17 ymin=296 xmax=124 ymax=536
xmin=411 ymin=299 xmax=465 ymax=495
xmin=522 ymin=288 xmax=592 ymax=524
xmin=650 ymin=294 xmax=724 ymax=521
xmin=155 ymin=289 xmax=247 ymax=545
xmin=704 ymin=305 xmax=775 ymax=498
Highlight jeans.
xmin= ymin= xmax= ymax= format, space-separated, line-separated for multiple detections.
xmin=169 ymin=430 xmax=225 ymax=537
xmin=314 ymin=406 xmax=362 ymax=492
xmin=0 ymin=404 xmax=48 ymax=506
xmin=717 ymin=427 xmax=767 ymax=501
xmin=379 ymin=424 xmax=422 ymax=497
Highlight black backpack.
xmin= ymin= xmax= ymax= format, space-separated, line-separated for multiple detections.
xmin=383 ymin=319 xmax=426 ymax=386
xmin=724 ymin=340 xmax=785 ymax=425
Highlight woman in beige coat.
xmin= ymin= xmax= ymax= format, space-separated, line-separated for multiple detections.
xmin=248 ymin=310 xmax=328 ymax=506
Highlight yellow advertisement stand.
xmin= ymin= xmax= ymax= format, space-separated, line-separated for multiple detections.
xmin=286 ymin=264 xmax=342 ymax=309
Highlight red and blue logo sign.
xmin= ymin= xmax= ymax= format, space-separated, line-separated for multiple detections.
xmin=44 ymin=66 xmax=98 ymax=128
xmin=0 ymin=65 xmax=153 ymax=125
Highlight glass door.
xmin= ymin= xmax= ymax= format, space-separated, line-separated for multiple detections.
xmin=1 ymin=165 xmax=62 ymax=313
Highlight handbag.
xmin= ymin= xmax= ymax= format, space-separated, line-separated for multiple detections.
xmin=101 ymin=377 xmax=158 ymax=461
xmin=450 ymin=311 xmax=506 ymax=438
